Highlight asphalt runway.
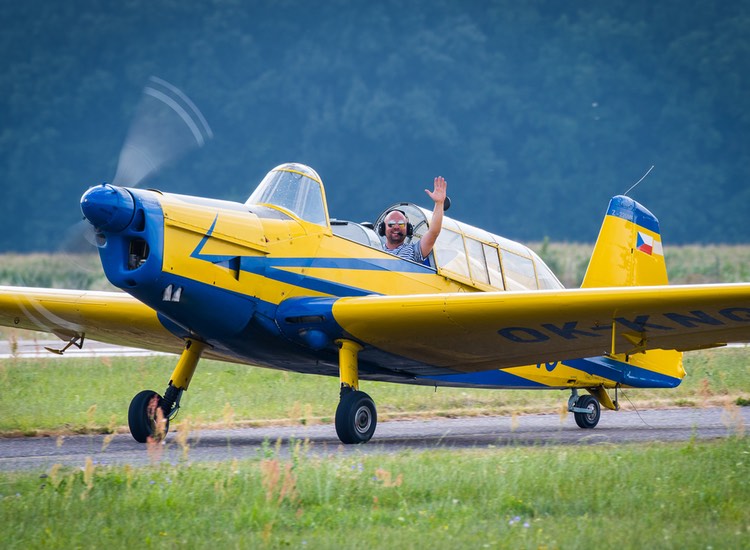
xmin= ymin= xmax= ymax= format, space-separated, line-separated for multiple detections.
xmin=0 ymin=339 xmax=170 ymax=359
xmin=1 ymin=407 xmax=746 ymax=472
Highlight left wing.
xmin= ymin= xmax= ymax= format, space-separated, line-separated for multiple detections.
xmin=331 ymin=283 xmax=750 ymax=372
xmin=4 ymin=283 xmax=749 ymax=373
xmin=0 ymin=286 xmax=183 ymax=354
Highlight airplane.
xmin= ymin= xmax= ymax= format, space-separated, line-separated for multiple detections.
xmin=1 ymin=82 xmax=749 ymax=445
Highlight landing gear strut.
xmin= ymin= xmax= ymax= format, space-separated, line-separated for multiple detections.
xmin=128 ymin=339 xmax=206 ymax=442
xmin=334 ymin=339 xmax=377 ymax=444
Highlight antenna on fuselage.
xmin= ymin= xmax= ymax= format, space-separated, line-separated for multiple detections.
xmin=623 ymin=165 xmax=654 ymax=197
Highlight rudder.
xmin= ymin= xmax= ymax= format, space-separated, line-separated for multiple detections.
xmin=582 ymin=195 xmax=684 ymax=385
xmin=582 ymin=195 xmax=668 ymax=288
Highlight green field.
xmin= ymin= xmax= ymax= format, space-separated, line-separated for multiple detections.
xmin=1 ymin=347 xmax=749 ymax=436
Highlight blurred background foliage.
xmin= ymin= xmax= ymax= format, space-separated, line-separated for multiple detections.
xmin=1 ymin=0 xmax=749 ymax=251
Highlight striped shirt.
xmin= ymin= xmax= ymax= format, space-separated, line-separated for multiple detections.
xmin=383 ymin=241 xmax=424 ymax=263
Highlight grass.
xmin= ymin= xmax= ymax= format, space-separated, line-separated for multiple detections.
xmin=1 ymin=347 xmax=748 ymax=437
xmin=0 ymin=437 xmax=748 ymax=548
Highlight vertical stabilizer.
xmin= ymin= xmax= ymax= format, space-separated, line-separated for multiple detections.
xmin=582 ymin=195 xmax=684 ymax=384
xmin=582 ymin=195 xmax=668 ymax=288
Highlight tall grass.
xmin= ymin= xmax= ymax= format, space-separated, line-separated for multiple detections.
xmin=663 ymin=244 xmax=750 ymax=284
xmin=0 ymin=437 xmax=748 ymax=548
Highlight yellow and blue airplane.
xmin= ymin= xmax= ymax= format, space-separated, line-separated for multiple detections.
xmin=1 ymin=78 xmax=749 ymax=444
xmin=1 ymin=160 xmax=749 ymax=444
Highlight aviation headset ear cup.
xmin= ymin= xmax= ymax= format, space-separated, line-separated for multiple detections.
xmin=378 ymin=210 xmax=413 ymax=237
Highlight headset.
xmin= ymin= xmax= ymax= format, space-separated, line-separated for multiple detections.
xmin=377 ymin=209 xmax=413 ymax=237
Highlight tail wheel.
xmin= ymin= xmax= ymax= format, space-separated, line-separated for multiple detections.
xmin=128 ymin=390 xmax=170 ymax=443
xmin=574 ymin=394 xmax=601 ymax=429
xmin=335 ymin=390 xmax=377 ymax=444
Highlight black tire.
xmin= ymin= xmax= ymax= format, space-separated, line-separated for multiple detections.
xmin=574 ymin=394 xmax=601 ymax=429
xmin=128 ymin=390 xmax=169 ymax=443
xmin=335 ymin=390 xmax=377 ymax=444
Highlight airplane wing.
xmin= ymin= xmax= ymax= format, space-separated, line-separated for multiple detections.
xmin=2 ymin=283 xmax=749 ymax=373
xmin=331 ymin=283 xmax=750 ymax=372
xmin=0 ymin=286 xmax=183 ymax=354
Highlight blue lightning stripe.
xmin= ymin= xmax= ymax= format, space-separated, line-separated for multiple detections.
xmin=234 ymin=256 xmax=433 ymax=273
xmin=256 ymin=263 xmax=377 ymax=297
xmin=189 ymin=215 xmax=433 ymax=296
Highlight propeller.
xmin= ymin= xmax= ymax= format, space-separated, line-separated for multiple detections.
xmin=58 ymin=77 xmax=213 ymax=283
xmin=112 ymin=76 xmax=213 ymax=188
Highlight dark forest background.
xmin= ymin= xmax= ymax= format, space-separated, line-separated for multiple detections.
xmin=1 ymin=0 xmax=749 ymax=251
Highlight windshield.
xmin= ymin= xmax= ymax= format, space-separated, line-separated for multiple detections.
xmin=245 ymin=163 xmax=328 ymax=226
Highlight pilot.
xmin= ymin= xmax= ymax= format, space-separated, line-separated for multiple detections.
xmin=382 ymin=176 xmax=447 ymax=262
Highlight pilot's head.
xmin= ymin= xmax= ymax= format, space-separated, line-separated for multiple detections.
xmin=382 ymin=209 xmax=413 ymax=247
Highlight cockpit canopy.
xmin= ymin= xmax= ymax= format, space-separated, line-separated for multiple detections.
xmin=246 ymin=163 xmax=329 ymax=226
xmin=374 ymin=203 xmax=564 ymax=291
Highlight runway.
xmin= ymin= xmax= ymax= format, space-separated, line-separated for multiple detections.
xmin=0 ymin=339 xmax=171 ymax=359
xmin=1 ymin=406 xmax=746 ymax=472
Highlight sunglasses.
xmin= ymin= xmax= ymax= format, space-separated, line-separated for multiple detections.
xmin=387 ymin=221 xmax=406 ymax=228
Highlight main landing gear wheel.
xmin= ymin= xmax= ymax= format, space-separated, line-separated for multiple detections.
xmin=335 ymin=390 xmax=377 ymax=444
xmin=128 ymin=390 xmax=170 ymax=442
xmin=573 ymin=394 xmax=601 ymax=429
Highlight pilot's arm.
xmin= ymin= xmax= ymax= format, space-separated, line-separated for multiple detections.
xmin=418 ymin=176 xmax=447 ymax=258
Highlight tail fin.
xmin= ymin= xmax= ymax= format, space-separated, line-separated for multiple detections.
xmin=582 ymin=195 xmax=684 ymax=386
xmin=582 ymin=195 xmax=668 ymax=288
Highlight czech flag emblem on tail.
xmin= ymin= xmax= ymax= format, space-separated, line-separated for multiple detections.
xmin=636 ymin=232 xmax=663 ymax=256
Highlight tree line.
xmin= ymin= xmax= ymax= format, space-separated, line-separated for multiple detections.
xmin=1 ymin=0 xmax=748 ymax=251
